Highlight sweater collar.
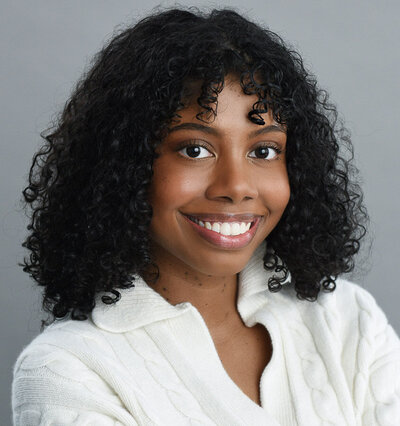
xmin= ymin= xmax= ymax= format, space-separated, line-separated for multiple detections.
xmin=91 ymin=243 xmax=279 ymax=333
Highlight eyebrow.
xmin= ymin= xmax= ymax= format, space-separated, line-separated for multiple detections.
xmin=167 ymin=122 xmax=286 ymax=137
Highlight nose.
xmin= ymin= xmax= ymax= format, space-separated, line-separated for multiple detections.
xmin=205 ymin=154 xmax=258 ymax=203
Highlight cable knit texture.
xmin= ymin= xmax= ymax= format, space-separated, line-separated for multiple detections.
xmin=12 ymin=244 xmax=400 ymax=425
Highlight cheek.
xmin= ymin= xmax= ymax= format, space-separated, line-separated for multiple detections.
xmin=279 ymin=179 xmax=291 ymax=207
xmin=149 ymin=161 xmax=204 ymax=212
xmin=261 ymin=174 xmax=291 ymax=213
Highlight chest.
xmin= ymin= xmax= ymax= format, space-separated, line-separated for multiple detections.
xmin=213 ymin=323 xmax=273 ymax=406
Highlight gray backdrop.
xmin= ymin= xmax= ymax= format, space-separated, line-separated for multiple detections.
xmin=1 ymin=0 xmax=399 ymax=423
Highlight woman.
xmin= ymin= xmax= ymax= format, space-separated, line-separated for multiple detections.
xmin=12 ymin=7 xmax=400 ymax=425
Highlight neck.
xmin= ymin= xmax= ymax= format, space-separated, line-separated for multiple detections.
xmin=142 ymin=251 xmax=244 ymax=339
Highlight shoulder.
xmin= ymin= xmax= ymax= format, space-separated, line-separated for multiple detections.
xmin=13 ymin=317 xmax=107 ymax=374
xmin=270 ymin=278 xmax=400 ymax=423
xmin=319 ymin=278 xmax=396 ymax=336
xmin=330 ymin=280 xmax=400 ymax=423
xmin=270 ymin=277 xmax=388 ymax=321
xmin=277 ymin=277 xmax=393 ymax=328
xmin=12 ymin=318 xmax=139 ymax=424
xmin=269 ymin=277 xmax=400 ymax=359
xmin=330 ymin=277 xmax=385 ymax=312
xmin=12 ymin=317 xmax=116 ymax=399
xmin=307 ymin=278 xmax=398 ymax=346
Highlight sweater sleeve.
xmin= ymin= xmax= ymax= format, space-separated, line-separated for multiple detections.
xmin=12 ymin=343 xmax=139 ymax=426
xmin=353 ymin=287 xmax=400 ymax=426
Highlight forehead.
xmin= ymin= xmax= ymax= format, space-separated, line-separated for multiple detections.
xmin=180 ymin=76 xmax=245 ymax=107
xmin=171 ymin=77 xmax=285 ymax=134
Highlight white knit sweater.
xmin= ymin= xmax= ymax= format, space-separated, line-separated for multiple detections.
xmin=12 ymin=245 xmax=400 ymax=425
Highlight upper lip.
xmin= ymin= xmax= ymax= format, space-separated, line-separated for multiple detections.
xmin=182 ymin=212 xmax=262 ymax=223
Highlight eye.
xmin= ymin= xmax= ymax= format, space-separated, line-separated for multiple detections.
xmin=248 ymin=145 xmax=281 ymax=160
xmin=178 ymin=142 xmax=213 ymax=159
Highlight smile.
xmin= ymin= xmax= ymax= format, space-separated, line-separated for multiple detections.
xmin=188 ymin=216 xmax=252 ymax=236
xmin=181 ymin=213 xmax=262 ymax=249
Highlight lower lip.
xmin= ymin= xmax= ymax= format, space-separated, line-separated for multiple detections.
xmin=181 ymin=214 xmax=262 ymax=249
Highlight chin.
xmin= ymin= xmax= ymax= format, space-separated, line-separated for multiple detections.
xmin=183 ymin=251 xmax=253 ymax=277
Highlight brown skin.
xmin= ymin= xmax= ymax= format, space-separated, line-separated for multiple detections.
xmin=145 ymin=76 xmax=290 ymax=405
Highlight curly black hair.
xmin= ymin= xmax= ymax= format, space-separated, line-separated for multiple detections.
xmin=21 ymin=6 xmax=368 ymax=329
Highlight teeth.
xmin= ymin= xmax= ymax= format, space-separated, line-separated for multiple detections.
xmin=191 ymin=217 xmax=253 ymax=236
xmin=220 ymin=223 xmax=230 ymax=235
xmin=231 ymin=223 xmax=241 ymax=236
xmin=211 ymin=223 xmax=221 ymax=233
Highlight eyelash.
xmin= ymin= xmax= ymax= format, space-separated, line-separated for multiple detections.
xmin=176 ymin=140 xmax=282 ymax=160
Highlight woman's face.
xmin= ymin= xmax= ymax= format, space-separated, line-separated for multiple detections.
xmin=148 ymin=76 xmax=290 ymax=278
